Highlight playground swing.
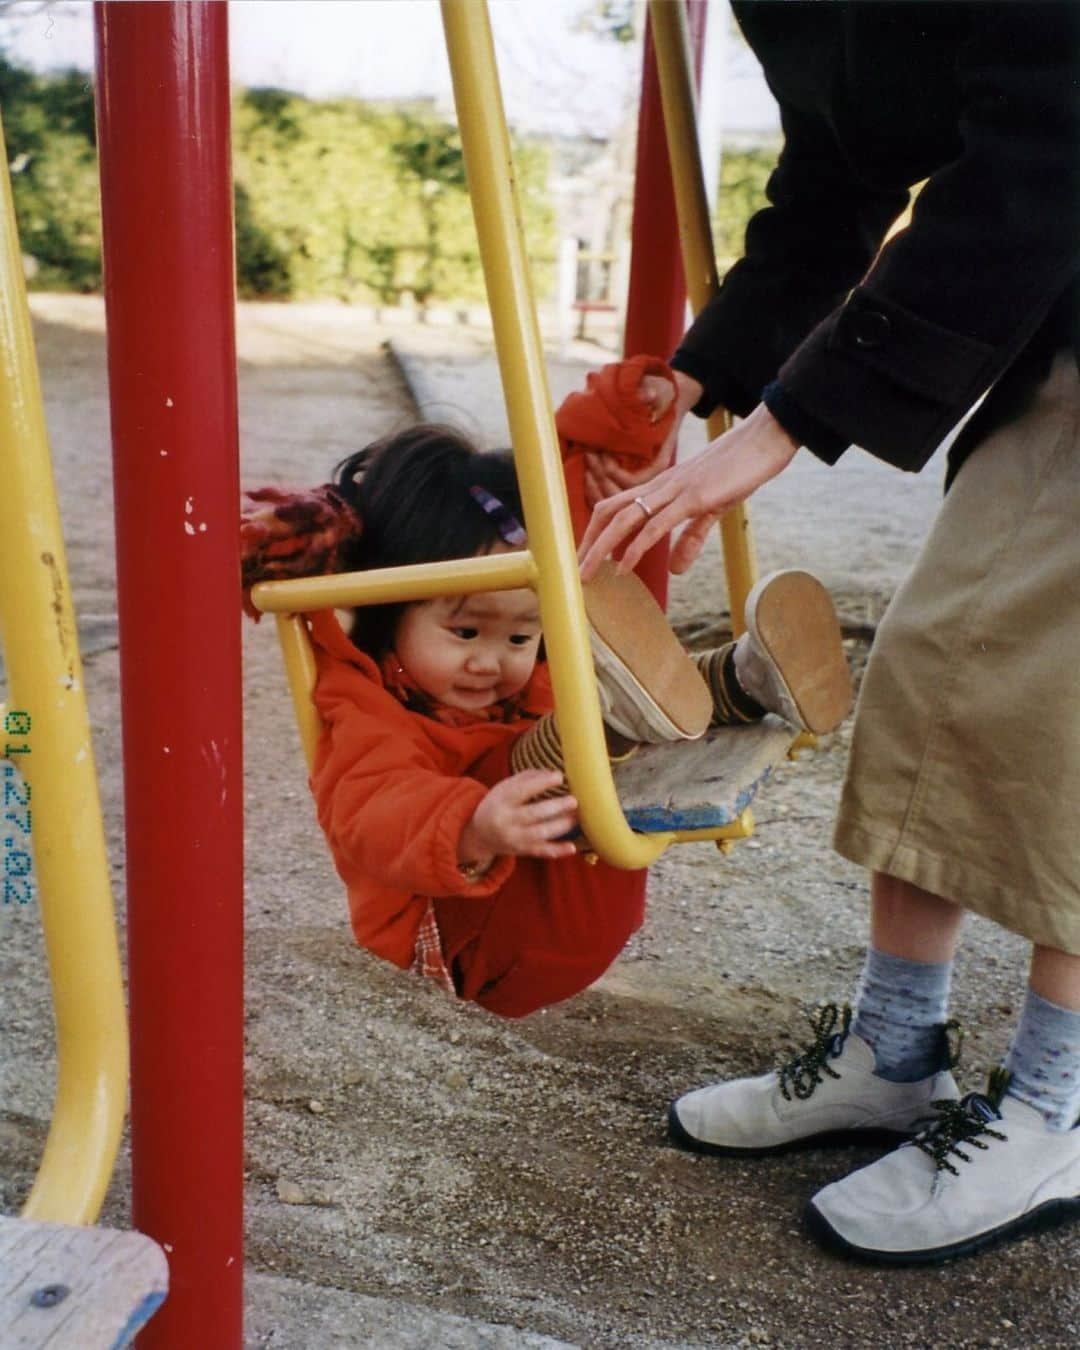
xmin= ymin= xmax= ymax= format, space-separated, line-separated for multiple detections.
xmin=0 ymin=4 xmax=832 ymax=1344
xmin=0 ymin=110 xmax=168 ymax=1345
xmin=251 ymin=0 xmax=801 ymax=871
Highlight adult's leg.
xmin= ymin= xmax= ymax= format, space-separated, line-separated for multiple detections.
xmin=807 ymin=356 xmax=1080 ymax=1260
xmin=847 ymin=873 xmax=964 ymax=1083
xmin=835 ymin=351 xmax=1080 ymax=959
xmin=1003 ymin=945 xmax=1080 ymax=1131
xmin=809 ymin=938 xmax=1080 ymax=1260
xmin=869 ymin=872 xmax=964 ymax=962
xmin=1030 ymin=944 xmax=1080 ymax=1010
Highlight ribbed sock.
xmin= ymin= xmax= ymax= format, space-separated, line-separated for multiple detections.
xmin=1003 ymin=988 xmax=1080 ymax=1131
xmin=695 ymin=643 xmax=765 ymax=726
xmin=852 ymin=946 xmax=953 ymax=1083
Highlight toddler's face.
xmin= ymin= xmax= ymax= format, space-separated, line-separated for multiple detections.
xmin=394 ymin=586 xmax=542 ymax=712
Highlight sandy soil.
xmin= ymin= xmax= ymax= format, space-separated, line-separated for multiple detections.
xmin=1 ymin=297 xmax=1076 ymax=1349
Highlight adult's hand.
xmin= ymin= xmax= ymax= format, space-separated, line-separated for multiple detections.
xmin=583 ymin=369 xmax=703 ymax=507
xmin=578 ymin=403 xmax=800 ymax=580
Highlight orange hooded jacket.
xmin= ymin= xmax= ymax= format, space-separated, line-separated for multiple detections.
xmin=309 ymin=608 xmax=554 ymax=969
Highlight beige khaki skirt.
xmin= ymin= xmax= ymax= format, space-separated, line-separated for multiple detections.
xmin=834 ymin=351 xmax=1080 ymax=955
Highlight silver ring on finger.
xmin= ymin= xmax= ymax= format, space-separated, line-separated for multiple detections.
xmin=632 ymin=495 xmax=654 ymax=520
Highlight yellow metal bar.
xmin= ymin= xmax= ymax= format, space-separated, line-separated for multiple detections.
xmin=276 ymin=615 xmax=322 ymax=772
xmin=710 ymin=411 xmax=757 ymax=638
xmin=258 ymin=556 xmax=541 ymax=771
xmin=439 ymin=0 xmax=671 ymax=870
xmin=0 ymin=112 xmax=127 ymax=1223
xmin=674 ymin=807 xmax=753 ymax=848
xmin=271 ymin=595 xmax=756 ymax=848
xmin=262 ymin=6 xmax=757 ymax=859
xmin=252 ymin=550 xmax=538 ymax=615
xmin=649 ymin=0 xmax=758 ymax=636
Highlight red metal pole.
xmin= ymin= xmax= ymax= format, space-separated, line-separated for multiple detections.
xmin=624 ymin=0 xmax=708 ymax=610
xmin=94 ymin=4 xmax=243 ymax=1345
xmin=616 ymin=4 xmax=710 ymax=957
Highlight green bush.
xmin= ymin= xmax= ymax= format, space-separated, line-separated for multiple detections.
xmin=1 ymin=60 xmax=102 ymax=289
xmin=713 ymin=143 xmax=777 ymax=268
xmin=231 ymin=91 xmax=554 ymax=304
xmin=0 ymin=58 xmax=555 ymax=304
xmin=0 ymin=54 xmax=769 ymax=305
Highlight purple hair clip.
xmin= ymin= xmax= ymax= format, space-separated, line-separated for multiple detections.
xmin=469 ymin=484 xmax=527 ymax=547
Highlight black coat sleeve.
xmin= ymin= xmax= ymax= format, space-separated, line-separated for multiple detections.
xmin=674 ymin=3 xmax=1080 ymax=473
xmin=671 ymin=102 xmax=909 ymax=431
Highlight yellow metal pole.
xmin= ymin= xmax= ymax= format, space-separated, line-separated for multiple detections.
xmin=648 ymin=0 xmax=757 ymax=635
xmin=275 ymin=615 xmax=322 ymax=772
xmin=254 ymin=550 xmax=539 ymax=615
xmin=257 ymin=5 xmax=752 ymax=863
xmin=239 ymin=2 xmax=663 ymax=871
xmin=0 ymin=112 xmax=127 ymax=1223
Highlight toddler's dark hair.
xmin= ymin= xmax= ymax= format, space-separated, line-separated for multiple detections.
xmin=334 ymin=425 xmax=525 ymax=658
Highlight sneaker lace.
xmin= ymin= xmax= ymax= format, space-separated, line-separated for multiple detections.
xmin=777 ymin=1002 xmax=852 ymax=1102
xmin=913 ymin=1070 xmax=1010 ymax=1177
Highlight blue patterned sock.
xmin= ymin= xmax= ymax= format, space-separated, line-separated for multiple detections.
xmin=1003 ymin=988 xmax=1080 ymax=1131
xmin=852 ymin=947 xmax=953 ymax=1083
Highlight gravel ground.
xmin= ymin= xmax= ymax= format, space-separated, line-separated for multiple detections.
xmin=1 ymin=296 xmax=1076 ymax=1349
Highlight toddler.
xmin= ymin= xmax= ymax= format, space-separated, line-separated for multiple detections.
xmin=305 ymin=426 xmax=637 ymax=1016
xmin=241 ymin=360 xmax=851 ymax=1017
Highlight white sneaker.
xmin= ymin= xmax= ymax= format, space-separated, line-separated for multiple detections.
xmin=735 ymin=570 xmax=852 ymax=735
xmin=668 ymin=1004 xmax=960 ymax=1157
xmin=806 ymin=1084 xmax=1080 ymax=1264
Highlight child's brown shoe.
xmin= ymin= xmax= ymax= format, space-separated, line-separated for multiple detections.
xmin=583 ymin=561 xmax=713 ymax=744
xmin=735 ymin=570 xmax=852 ymax=735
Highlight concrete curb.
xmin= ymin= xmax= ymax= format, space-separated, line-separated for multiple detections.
xmin=247 ymin=1271 xmax=580 ymax=1349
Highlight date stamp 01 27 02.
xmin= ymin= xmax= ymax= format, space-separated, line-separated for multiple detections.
xmin=4 ymin=709 xmax=34 ymax=905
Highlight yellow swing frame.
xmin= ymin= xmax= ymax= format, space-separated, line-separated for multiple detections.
xmin=252 ymin=0 xmax=767 ymax=870
xmin=0 ymin=110 xmax=127 ymax=1225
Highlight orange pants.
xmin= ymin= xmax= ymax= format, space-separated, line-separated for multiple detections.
xmin=434 ymin=741 xmax=645 ymax=1017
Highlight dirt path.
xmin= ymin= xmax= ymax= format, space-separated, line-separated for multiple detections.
xmin=1 ymin=297 xmax=1075 ymax=1349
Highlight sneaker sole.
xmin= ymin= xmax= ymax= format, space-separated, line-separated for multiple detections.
xmin=583 ymin=561 xmax=712 ymax=742
xmin=804 ymin=1193 xmax=1080 ymax=1266
xmin=745 ymin=570 xmax=852 ymax=735
xmin=667 ymin=1102 xmax=911 ymax=1158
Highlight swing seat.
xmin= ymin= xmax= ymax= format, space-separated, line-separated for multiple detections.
xmin=0 ymin=1216 xmax=168 ymax=1349
xmin=612 ymin=715 xmax=796 ymax=835
xmin=256 ymin=586 xmax=804 ymax=862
